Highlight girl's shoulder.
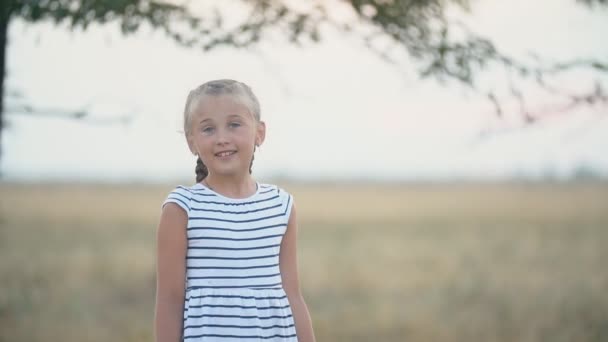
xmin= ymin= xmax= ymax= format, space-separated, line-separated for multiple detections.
xmin=257 ymin=183 xmax=293 ymax=198
xmin=258 ymin=183 xmax=295 ymax=220
xmin=161 ymin=183 xmax=215 ymax=213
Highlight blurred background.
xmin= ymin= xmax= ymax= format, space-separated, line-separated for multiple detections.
xmin=1 ymin=0 xmax=607 ymax=341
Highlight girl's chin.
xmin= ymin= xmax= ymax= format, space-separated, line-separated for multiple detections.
xmin=208 ymin=163 xmax=247 ymax=177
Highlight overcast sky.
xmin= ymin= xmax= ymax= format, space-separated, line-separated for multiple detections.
xmin=3 ymin=0 xmax=608 ymax=183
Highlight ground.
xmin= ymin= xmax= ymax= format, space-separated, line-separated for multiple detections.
xmin=1 ymin=181 xmax=607 ymax=341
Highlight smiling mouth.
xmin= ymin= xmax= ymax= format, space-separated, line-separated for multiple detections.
xmin=215 ymin=151 xmax=237 ymax=157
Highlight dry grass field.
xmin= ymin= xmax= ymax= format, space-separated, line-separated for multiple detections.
xmin=1 ymin=181 xmax=607 ymax=342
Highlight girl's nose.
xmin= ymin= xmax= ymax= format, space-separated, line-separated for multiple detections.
xmin=215 ymin=128 xmax=230 ymax=145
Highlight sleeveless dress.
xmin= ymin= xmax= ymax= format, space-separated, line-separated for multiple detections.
xmin=162 ymin=182 xmax=298 ymax=341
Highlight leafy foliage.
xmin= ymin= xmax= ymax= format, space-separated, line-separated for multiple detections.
xmin=2 ymin=0 xmax=607 ymax=128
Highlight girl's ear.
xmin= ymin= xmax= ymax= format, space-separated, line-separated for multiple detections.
xmin=256 ymin=121 xmax=266 ymax=147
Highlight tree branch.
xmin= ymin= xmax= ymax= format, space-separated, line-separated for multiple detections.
xmin=6 ymin=103 xmax=134 ymax=125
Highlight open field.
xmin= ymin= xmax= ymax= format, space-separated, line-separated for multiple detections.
xmin=1 ymin=181 xmax=607 ymax=341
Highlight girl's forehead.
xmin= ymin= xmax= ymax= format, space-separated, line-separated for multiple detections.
xmin=194 ymin=94 xmax=253 ymax=119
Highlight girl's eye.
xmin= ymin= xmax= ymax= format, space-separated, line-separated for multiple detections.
xmin=202 ymin=126 xmax=215 ymax=134
xmin=229 ymin=122 xmax=241 ymax=128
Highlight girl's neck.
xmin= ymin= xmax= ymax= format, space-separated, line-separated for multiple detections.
xmin=202 ymin=174 xmax=257 ymax=199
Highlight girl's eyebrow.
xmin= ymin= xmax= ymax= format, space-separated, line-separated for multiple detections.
xmin=198 ymin=114 xmax=246 ymax=124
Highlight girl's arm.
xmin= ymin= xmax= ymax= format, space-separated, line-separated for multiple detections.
xmin=154 ymin=203 xmax=188 ymax=342
xmin=280 ymin=203 xmax=316 ymax=342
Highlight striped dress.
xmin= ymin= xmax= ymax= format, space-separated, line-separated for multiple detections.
xmin=162 ymin=182 xmax=298 ymax=341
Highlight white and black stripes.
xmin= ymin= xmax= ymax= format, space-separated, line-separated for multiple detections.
xmin=162 ymin=182 xmax=298 ymax=341
xmin=181 ymin=287 xmax=297 ymax=340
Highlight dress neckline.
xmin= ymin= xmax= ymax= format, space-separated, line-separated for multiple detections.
xmin=194 ymin=181 xmax=260 ymax=202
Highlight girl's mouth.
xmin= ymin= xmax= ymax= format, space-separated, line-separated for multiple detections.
xmin=215 ymin=151 xmax=237 ymax=157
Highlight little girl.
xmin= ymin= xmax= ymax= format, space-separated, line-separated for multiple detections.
xmin=154 ymin=79 xmax=316 ymax=341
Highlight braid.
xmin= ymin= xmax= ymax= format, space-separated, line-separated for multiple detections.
xmin=195 ymin=156 xmax=208 ymax=182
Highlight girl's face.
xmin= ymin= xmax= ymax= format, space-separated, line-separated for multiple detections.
xmin=187 ymin=95 xmax=265 ymax=180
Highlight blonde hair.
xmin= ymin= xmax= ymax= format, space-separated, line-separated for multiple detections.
xmin=183 ymin=79 xmax=261 ymax=136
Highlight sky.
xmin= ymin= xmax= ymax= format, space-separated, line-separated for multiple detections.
xmin=3 ymin=0 xmax=608 ymax=183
